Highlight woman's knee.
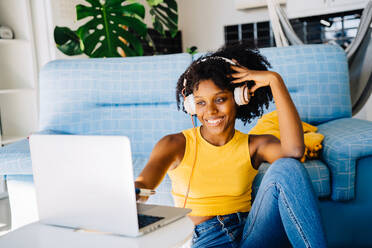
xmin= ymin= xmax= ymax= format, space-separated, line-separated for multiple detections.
xmin=264 ymin=158 xmax=308 ymax=183
xmin=272 ymin=157 xmax=303 ymax=169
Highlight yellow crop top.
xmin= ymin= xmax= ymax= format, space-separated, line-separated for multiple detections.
xmin=167 ymin=127 xmax=258 ymax=216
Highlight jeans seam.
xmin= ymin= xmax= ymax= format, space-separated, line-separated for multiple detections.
xmin=195 ymin=218 xmax=220 ymax=234
xmin=242 ymin=182 xmax=276 ymax=240
xmin=217 ymin=216 xmax=235 ymax=245
xmin=276 ymin=183 xmax=311 ymax=248
xmin=192 ymin=230 xmax=197 ymax=244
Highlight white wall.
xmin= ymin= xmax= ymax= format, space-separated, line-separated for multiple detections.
xmin=32 ymin=0 xmax=372 ymax=121
xmin=30 ymin=0 xmax=50 ymax=72
xmin=176 ymin=0 xmax=372 ymax=121
xmin=367 ymin=97 xmax=372 ymax=120
xmin=178 ymin=0 xmax=271 ymax=53
xmin=354 ymin=94 xmax=372 ymax=120
xmin=47 ymin=0 xmax=271 ymax=54
xmin=29 ymin=0 xmax=88 ymax=70
xmin=38 ymin=0 xmax=272 ymax=56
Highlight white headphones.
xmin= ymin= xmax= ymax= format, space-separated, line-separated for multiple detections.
xmin=183 ymin=56 xmax=251 ymax=115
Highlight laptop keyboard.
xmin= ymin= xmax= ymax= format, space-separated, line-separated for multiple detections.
xmin=137 ymin=214 xmax=164 ymax=229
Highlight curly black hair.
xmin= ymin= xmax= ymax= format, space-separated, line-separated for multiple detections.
xmin=176 ymin=42 xmax=273 ymax=125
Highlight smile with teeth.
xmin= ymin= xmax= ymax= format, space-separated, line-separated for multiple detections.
xmin=206 ymin=117 xmax=224 ymax=126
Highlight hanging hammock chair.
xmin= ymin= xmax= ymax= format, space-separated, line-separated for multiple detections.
xmin=267 ymin=0 xmax=372 ymax=115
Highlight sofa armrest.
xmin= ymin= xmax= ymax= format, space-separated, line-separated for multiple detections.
xmin=317 ymin=118 xmax=372 ymax=201
xmin=0 ymin=139 xmax=32 ymax=175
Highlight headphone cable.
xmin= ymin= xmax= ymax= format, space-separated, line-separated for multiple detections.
xmin=182 ymin=113 xmax=198 ymax=208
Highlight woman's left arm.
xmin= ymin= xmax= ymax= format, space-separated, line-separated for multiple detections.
xmin=231 ymin=65 xmax=304 ymax=163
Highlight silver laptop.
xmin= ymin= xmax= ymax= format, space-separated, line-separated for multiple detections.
xmin=29 ymin=134 xmax=191 ymax=237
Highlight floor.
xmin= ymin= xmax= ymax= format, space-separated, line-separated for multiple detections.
xmin=0 ymin=197 xmax=11 ymax=236
xmin=0 ymin=179 xmax=39 ymax=237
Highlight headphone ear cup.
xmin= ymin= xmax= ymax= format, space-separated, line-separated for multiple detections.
xmin=234 ymin=85 xmax=250 ymax=105
xmin=184 ymin=94 xmax=196 ymax=115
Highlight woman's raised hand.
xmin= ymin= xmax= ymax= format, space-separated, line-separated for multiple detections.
xmin=230 ymin=60 xmax=278 ymax=95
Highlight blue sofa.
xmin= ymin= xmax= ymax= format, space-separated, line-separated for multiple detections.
xmin=1 ymin=44 xmax=371 ymax=247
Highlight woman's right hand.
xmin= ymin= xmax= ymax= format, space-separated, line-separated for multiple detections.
xmin=136 ymin=194 xmax=149 ymax=203
xmin=134 ymin=133 xmax=186 ymax=200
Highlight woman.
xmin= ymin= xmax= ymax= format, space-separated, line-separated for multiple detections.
xmin=135 ymin=43 xmax=327 ymax=248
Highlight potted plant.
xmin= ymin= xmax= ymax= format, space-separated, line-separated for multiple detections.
xmin=54 ymin=0 xmax=178 ymax=57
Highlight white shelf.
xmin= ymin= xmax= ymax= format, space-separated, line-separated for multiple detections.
xmin=0 ymin=40 xmax=35 ymax=90
xmin=0 ymin=0 xmax=33 ymax=40
xmin=0 ymin=39 xmax=30 ymax=45
xmin=0 ymin=91 xmax=38 ymax=140
xmin=1 ymin=135 xmax=28 ymax=146
xmin=0 ymin=0 xmax=38 ymax=146
xmin=0 ymin=88 xmax=35 ymax=94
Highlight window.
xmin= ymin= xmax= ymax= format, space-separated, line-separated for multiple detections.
xmin=224 ymin=9 xmax=362 ymax=50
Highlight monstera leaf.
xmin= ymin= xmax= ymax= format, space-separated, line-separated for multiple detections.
xmin=54 ymin=26 xmax=84 ymax=56
xmin=55 ymin=0 xmax=147 ymax=57
xmin=147 ymin=0 xmax=178 ymax=38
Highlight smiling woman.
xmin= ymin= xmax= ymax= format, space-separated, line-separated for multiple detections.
xmin=176 ymin=45 xmax=273 ymax=125
xmin=135 ymin=42 xmax=327 ymax=248
xmin=193 ymin=79 xmax=237 ymax=146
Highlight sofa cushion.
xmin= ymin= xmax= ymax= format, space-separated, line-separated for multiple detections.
xmin=317 ymin=117 xmax=372 ymax=201
xmin=39 ymin=104 xmax=193 ymax=158
xmin=0 ymin=130 xmax=82 ymax=176
xmin=235 ymin=121 xmax=331 ymax=199
xmin=260 ymin=45 xmax=352 ymax=125
xmin=39 ymin=54 xmax=194 ymax=158
xmin=251 ymin=160 xmax=330 ymax=199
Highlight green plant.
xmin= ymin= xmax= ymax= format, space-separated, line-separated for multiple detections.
xmin=186 ymin=46 xmax=198 ymax=55
xmin=147 ymin=0 xmax=178 ymax=38
xmin=54 ymin=0 xmax=178 ymax=58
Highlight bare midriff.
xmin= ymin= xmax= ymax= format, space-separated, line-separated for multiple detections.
xmin=188 ymin=215 xmax=215 ymax=226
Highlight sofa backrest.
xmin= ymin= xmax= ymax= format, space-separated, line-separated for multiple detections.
xmin=261 ymin=44 xmax=351 ymax=124
xmin=39 ymin=54 xmax=193 ymax=157
xmin=39 ymin=44 xmax=351 ymax=157
xmin=195 ymin=44 xmax=352 ymax=132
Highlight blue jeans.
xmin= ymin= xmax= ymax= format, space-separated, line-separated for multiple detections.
xmin=191 ymin=158 xmax=327 ymax=248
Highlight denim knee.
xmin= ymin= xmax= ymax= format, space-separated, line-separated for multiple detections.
xmin=263 ymin=158 xmax=309 ymax=185
xmin=271 ymin=158 xmax=303 ymax=170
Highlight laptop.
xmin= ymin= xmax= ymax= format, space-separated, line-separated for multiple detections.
xmin=29 ymin=134 xmax=191 ymax=237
